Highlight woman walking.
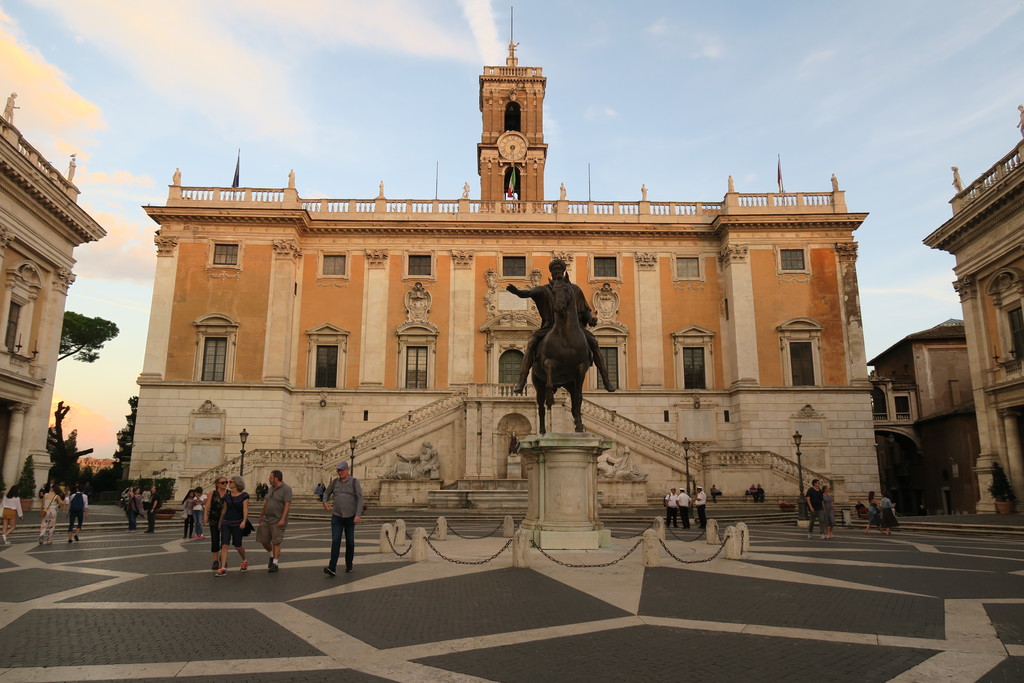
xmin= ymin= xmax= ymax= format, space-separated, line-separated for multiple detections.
xmin=192 ymin=486 xmax=206 ymax=539
xmin=204 ymin=478 xmax=227 ymax=569
xmin=214 ymin=475 xmax=249 ymax=577
xmin=2 ymin=486 xmax=23 ymax=544
xmin=126 ymin=487 xmax=143 ymax=530
xmin=38 ymin=485 xmax=64 ymax=544
xmin=865 ymin=491 xmax=880 ymax=534
xmin=821 ymin=484 xmax=836 ymax=539
xmin=182 ymin=489 xmax=197 ymax=539
xmin=879 ymin=494 xmax=899 ymax=536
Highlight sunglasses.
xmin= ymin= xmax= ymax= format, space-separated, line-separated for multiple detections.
xmin=216 ymin=480 xmax=227 ymax=485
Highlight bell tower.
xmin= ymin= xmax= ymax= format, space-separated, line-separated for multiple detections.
xmin=478 ymin=42 xmax=547 ymax=201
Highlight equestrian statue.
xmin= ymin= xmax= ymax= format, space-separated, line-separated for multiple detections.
xmin=506 ymin=259 xmax=615 ymax=433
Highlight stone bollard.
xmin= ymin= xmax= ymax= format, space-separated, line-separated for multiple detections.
xmin=395 ymin=519 xmax=408 ymax=547
xmin=435 ymin=516 xmax=448 ymax=541
xmin=503 ymin=515 xmax=515 ymax=538
xmin=411 ymin=527 xmax=428 ymax=562
xmin=652 ymin=516 xmax=665 ymax=541
xmin=512 ymin=528 xmax=530 ymax=568
xmin=706 ymin=518 xmax=720 ymax=544
xmin=380 ymin=523 xmax=395 ymax=553
xmin=723 ymin=526 xmax=742 ymax=560
xmin=735 ymin=522 xmax=750 ymax=553
xmin=642 ymin=528 xmax=661 ymax=567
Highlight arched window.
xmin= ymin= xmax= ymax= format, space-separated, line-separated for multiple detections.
xmin=504 ymin=101 xmax=521 ymax=131
xmin=503 ymin=166 xmax=521 ymax=200
xmin=870 ymin=387 xmax=887 ymax=419
xmin=499 ymin=349 xmax=523 ymax=385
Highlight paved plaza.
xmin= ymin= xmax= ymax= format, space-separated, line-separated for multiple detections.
xmin=0 ymin=510 xmax=1022 ymax=682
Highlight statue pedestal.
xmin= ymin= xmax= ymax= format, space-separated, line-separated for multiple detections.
xmin=520 ymin=433 xmax=612 ymax=549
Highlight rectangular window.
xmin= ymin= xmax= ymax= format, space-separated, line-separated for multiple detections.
xmin=789 ymin=341 xmax=815 ymax=386
xmin=676 ymin=257 xmax=700 ymax=278
xmin=594 ymin=257 xmax=617 ymax=278
xmin=5 ymin=301 xmax=20 ymax=351
xmin=213 ymin=244 xmax=239 ymax=266
xmin=408 ymin=255 xmax=432 ymax=276
xmin=682 ymin=347 xmax=706 ymax=389
xmin=780 ymin=249 xmax=806 ymax=271
xmin=1009 ymin=307 xmax=1024 ymax=357
xmin=322 ymin=255 xmax=346 ymax=276
xmin=599 ymin=347 xmax=618 ymax=390
xmin=405 ymin=346 xmax=428 ymax=389
xmin=502 ymin=256 xmax=526 ymax=277
xmin=314 ymin=345 xmax=338 ymax=388
xmin=201 ymin=337 xmax=228 ymax=382
xmin=894 ymin=395 xmax=911 ymax=420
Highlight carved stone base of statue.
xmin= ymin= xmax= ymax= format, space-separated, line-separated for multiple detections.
xmin=379 ymin=480 xmax=437 ymax=505
xmin=519 ymin=433 xmax=612 ymax=549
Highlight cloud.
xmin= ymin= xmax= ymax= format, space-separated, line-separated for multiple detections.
xmin=71 ymin=207 xmax=156 ymax=286
xmin=50 ymin=396 xmax=118 ymax=458
xmin=457 ymin=0 xmax=503 ymax=64
xmin=585 ymin=105 xmax=618 ymax=121
xmin=0 ymin=12 xmax=105 ymax=152
xmin=647 ymin=18 xmax=669 ymax=37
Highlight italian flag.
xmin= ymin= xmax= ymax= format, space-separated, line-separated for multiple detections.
xmin=507 ymin=167 xmax=516 ymax=199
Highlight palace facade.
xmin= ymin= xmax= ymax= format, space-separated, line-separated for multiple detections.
xmin=130 ymin=47 xmax=878 ymax=505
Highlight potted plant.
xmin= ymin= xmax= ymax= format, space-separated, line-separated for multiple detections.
xmin=17 ymin=455 xmax=35 ymax=512
xmin=989 ymin=463 xmax=1016 ymax=514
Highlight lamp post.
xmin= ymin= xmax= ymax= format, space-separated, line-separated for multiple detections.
xmin=793 ymin=430 xmax=806 ymax=520
xmin=238 ymin=428 xmax=249 ymax=476
xmin=682 ymin=437 xmax=691 ymax=495
xmin=348 ymin=435 xmax=358 ymax=471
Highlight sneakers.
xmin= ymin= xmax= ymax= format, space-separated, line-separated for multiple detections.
xmin=240 ymin=560 xmax=248 ymax=572
xmin=1 ymin=534 xmax=6 ymax=545
xmin=268 ymin=558 xmax=275 ymax=569
xmin=346 ymin=566 xmax=353 ymax=573
xmin=212 ymin=560 xmax=220 ymax=570
xmin=323 ymin=566 xmax=336 ymax=577
xmin=191 ymin=534 xmax=198 ymax=539
xmin=214 ymin=568 xmax=227 ymax=577
xmin=268 ymin=563 xmax=279 ymax=573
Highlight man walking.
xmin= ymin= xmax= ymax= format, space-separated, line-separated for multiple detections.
xmin=805 ymin=479 xmax=826 ymax=539
xmin=694 ymin=486 xmax=708 ymax=528
xmin=664 ymin=488 xmax=680 ymax=528
xmin=66 ymin=484 xmax=88 ymax=543
xmin=257 ymin=470 xmax=292 ymax=573
xmin=322 ymin=461 xmax=363 ymax=576
xmin=145 ymin=485 xmax=162 ymax=533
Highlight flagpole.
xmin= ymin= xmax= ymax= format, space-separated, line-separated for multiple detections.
xmin=588 ymin=163 xmax=592 ymax=201
xmin=434 ymin=161 xmax=439 ymax=200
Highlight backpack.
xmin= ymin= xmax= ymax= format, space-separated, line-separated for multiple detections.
xmin=70 ymin=492 xmax=84 ymax=512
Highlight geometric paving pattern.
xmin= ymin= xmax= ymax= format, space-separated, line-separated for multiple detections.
xmin=0 ymin=513 xmax=1022 ymax=681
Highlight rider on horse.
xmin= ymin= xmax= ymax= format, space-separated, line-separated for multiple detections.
xmin=506 ymin=259 xmax=616 ymax=394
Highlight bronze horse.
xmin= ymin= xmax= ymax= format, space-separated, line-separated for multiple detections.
xmin=532 ymin=278 xmax=592 ymax=433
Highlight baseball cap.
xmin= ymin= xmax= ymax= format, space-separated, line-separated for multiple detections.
xmin=336 ymin=461 xmax=350 ymax=471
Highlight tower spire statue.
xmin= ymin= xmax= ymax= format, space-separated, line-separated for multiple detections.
xmin=507 ymin=41 xmax=519 ymax=67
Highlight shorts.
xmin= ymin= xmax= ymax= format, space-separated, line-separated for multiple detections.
xmin=220 ymin=523 xmax=244 ymax=548
xmin=2 ymin=508 xmax=15 ymax=520
xmin=256 ymin=521 xmax=286 ymax=547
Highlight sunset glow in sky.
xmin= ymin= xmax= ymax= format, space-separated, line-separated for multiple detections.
xmin=2 ymin=1 xmax=1021 ymax=458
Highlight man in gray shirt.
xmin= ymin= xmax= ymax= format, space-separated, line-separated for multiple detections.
xmin=257 ymin=470 xmax=292 ymax=573
xmin=322 ymin=461 xmax=363 ymax=576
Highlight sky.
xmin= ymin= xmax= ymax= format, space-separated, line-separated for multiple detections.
xmin=2 ymin=0 xmax=1021 ymax=459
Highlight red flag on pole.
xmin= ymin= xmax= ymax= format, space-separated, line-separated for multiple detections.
xmin=777 ymin=155 xmax=784 ymax=194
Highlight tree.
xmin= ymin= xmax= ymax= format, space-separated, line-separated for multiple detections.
xmin=47 ymin=401 xmax=92 ymax=482
xmin=17 ymin=455 xmax=35 ymax=498
xmin=114 ymin=396 xmax=138 ymax=469
xmin=58 ymin=311 xmax=119 ymax=363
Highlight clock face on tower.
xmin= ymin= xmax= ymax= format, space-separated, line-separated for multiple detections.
xmin=497 ymin=131 xmax=528 ymax=161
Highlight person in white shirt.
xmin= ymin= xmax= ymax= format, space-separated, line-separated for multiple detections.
xmin=694 ymin=486 xmax=708 ymax=528
xmin=677 ymin=489 xmax=692 ymax=529
xmin=2 ymin=486 xmax=24 ymax=544
xmin=663 ymin=488 xmax=680 ymax=528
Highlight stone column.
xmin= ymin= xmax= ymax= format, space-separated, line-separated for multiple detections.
xmin=262 ymin=239 xmax=301 ymax=382
xmin=448 ymin=251 xmax=475 ymax=384
xmin=1 ymin=403 xmax=30 ymax=485
xmin=359 ymin=250 xmax=389 ymax=386
xmin=719 ymin=244 xmax=759 ymax=385
xmin=141 ymin=236 xmax=179 ymax=380
xmin=1001 ymin=409 xmax=1024 ymax=502
xmin=634 ymin=253 xmax=665 ymax=388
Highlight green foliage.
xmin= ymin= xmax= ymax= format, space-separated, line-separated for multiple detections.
xmin=989 ymin=463 xmax=1017 ymax=502
xmin=17 ymin=455 xmax=36 ymax=498
xmin=58 ymin=311 xmax=119 ymax=363
xmin=113 ymin=396 xmax=138 ymax=466
xmin=47 ymin=427 xmax=80 ymax=483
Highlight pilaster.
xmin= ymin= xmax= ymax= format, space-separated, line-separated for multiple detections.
xmin=634 ymin=252 xmax=664 ymax=388
xmin=719 ymin=244 xmax=759 ymax=385
xmin=359 ymin=250 xmax=390 ymax=386
xmin=263 ymin=239 xmax=301 ymax=382
xmin=141 ymin=236 xmax=179 ymax=379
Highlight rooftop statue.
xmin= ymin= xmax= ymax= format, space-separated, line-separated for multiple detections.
xmin=952 ymin=166 xmax=963 ymax=193
xmin=3 ymin=92 xmax=18 ymax=123
xmin=1018 ymin=104 xmax=1024 ymax=139
xmin=67 ymin=154 xmax=76 ymax=182
xmin=831 ymin=174 xmax=839 ymax=192
xmin=727 ymin=175 xmax=735 ymax=193
xmin=172 ymin=168 xmax=181 ymax=186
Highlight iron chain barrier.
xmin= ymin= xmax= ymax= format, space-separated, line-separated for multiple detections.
xmin=658 ymin=537 xmax=726 ymax=564
xmin=666 ymin=526 xmax=707 ymax=542
xmin=445 ymin=519 xmax=506 ymax=539
xmin=384 ymin=527 xmax=414 ymax=558
xmin=426 ymin=536 xmax=513 ymax=565
xmin=531 ymin=538 xmax=644 ymax=568
xmin=609 ymin=520 xmax=655 ymax=539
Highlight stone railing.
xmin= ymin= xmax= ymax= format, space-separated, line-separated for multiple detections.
xmin=1 ymin=117 xmax=79 ymax=200
xmin=320 ymin=391 xmax=467 ymax=470
xmin=953 ymin=139 xmax=1024 ymax=213
xmin=998 ymin=358 xmax=1023 ymax=382
xmin=705 ymin=450 xmax=831 ymax=489
xmin=189 ymin=448 xmax=321 ymax=489
xmin=580 ymin=399 xmax=692 ymax=462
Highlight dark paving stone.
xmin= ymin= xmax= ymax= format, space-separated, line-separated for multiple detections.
xmin=749 ymin=558 xmax=1024 ymax=599
xmin=72 ymin=551 xmax=223 ymax=574
xmin=294 ymin=567 xmax=629 ymax=649
xmin=0 ymin=555 xmax=16 ymax=569
xmin=979 ymin=656 xmax=1024 ymax=682
xmin=0 ymin=609 xmax=321 ymax=667
xmin=985 ymin=604 xmax=1024 ymax=645
xmin=0 ymin=567 xmax=113 ymax=602
xmin=95 ymin=670 xmax=392 ymax=683
xmin=63 ymin=561 xmax=402 ymax=603
xmin=415 ymin=624 xmax=936 ymax=683
xmin=757 ymin=549 xmax=1024 ymax=572
xmin=639 ymin=566 xmax=944 ymax=638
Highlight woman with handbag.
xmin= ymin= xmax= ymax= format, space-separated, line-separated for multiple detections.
xmin=214 ymin=475 xmax=249 ymax=577
xmin=38 ymin=485 xmax=64 ymax=544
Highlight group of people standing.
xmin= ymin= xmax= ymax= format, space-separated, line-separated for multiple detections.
xmin=120 ymin=485 xmax=162 ymax=532
xmin=663 ymin=486 xmax=708 ymax=529
xmin=1 ymin=482 xmax=89 ymax=545
xmin=859 ymin=491 xmax=899 ymax=536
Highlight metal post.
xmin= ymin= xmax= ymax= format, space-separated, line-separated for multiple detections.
xmin=682 ymin=438 xmax=691 ymax=495
xmin=349 ymin=435 xmax=358 ymax=472
xmin=794 ymin=431 xmax=806 ymax=520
